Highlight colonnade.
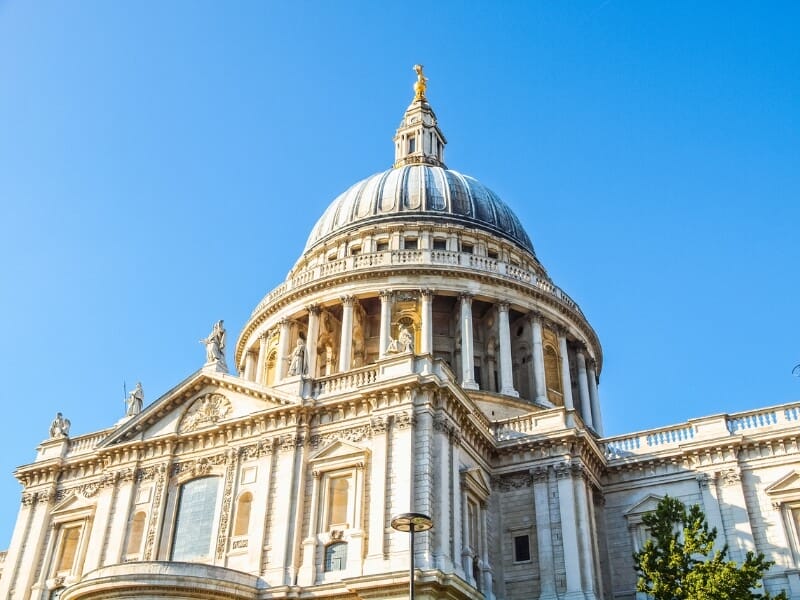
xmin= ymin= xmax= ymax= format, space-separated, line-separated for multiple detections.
xmin=241 ymin=290 xmax=603 ymax=434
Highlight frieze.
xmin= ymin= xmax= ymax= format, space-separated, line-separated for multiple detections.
xmin=173 ymin=454 xmax=226 ymax=478
xmin=216 ymin=454 xmax=238 ymax=558
xmin=395 ymin=411 xmax=415 ymax=429
xmin=492 ymin=472 xmax=533 ymax=491
xmin=241 ymin=439 xmax=275 ymax=459
xmin=143 ymin=465 xmax=168 ymax=560
xmin=178 ymin=393 xmax=233 ymax=434
xmin=721 ymin=468 xmax=741 ymax=486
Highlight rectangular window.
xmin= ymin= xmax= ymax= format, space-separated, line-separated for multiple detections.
xmin=404 ymin=238 xmax=418 ymax=250
xmin=408 ymin=137 xmax=416 ymax=153
xmin=349 ymin=246 xmax=361 ymax=256
xmin=326 ymin=475 xmax=351 ymax=529
xmin=513 ymin=534 xmax=531 ymax=562
xmin=462 ymin=243 xmax=474 ymax=254
xmin=488 ymin=249 xmax=498 ymax=259
xmin=57 ymin=526 xmax=81 ymax=573
xmin=433 ymin=239 xmax=447 ymax=250
xmin=376 ymin=241 xmax=389 ymax=251
xmin=171 ymin=476 xmax=220 ymax=561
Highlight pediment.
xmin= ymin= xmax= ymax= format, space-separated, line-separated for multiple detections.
xmin=50 ymin=492 xmax=95 ymax=522
xmin=100 ymin=370 xmax=299 ymax=447
xmin=462 ymin=467 xmax=491 ymax=499
xmin=309 ymin=439 xmax=368 ymax=466
xmin=625 ymin=494 xmax=664 ymax=518
xmin=766 ymin=471 xmax=800 ymax=501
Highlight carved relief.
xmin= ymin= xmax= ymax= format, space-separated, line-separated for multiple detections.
xmin=178 ymin=393 xmax=232 ymax=433
xmin=216 ymin=452 xmax=238 ymax=558
xmin=721 ymin=468 xmax=741 ymax=486
xmin=143 ymin=464 xmax=167 ymax=560
xmin=492 ymin=472 xmax=533 ymax=491
xmin=395 ymin=411 xmax=415 ymax=429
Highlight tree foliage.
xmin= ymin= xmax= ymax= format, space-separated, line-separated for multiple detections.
xmin=633 ymin=496 xmax=786 ymax=600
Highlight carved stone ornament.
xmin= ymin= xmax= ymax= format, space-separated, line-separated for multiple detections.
xmin=178 ymin=393 xmax=233 ymax=433
xmin=492 ymin=472 xmax=533 ymax=491
xmin=721 ymin=468 xmax=742 ymax=486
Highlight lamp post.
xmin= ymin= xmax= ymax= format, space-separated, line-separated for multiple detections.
xmin=391 ymin=512 xmax=433 ymax=600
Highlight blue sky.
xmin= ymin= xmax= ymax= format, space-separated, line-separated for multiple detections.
xmin=0 ymin=1 xmax=798 ymax=547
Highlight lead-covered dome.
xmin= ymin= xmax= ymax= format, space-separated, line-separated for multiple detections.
xmin=304 ymin=164 xmax=535 ymax=255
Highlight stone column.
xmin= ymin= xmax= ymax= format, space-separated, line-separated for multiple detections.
xmin=556 ymin=463 xmax=583 ymax=600
xmin=306 ymin=305 xmax=320 ymax=378
xmin=574 ymin=467 xmax=597 ymax=600
xmin=452 ymin=435 xmax=464 ymax=579
xmin=255 ymin=333 xmax=268 ymax=384
xmin=718 ymin=468 xmax=757 ymax=563
xmin=379 ymin=290 xmax=393 ymax=358
xmin=486 ymin=350 xmax=497 ymax=393
xmin=497 ymin=302 xmax=518 ymax=397
xmin=420 ymin=289 xmax=434 ymax=355
xmin=532 ymin=467 xmax=557 ymax=600
xmin=576 ymin=347 xmax=594 ymax=429
xmin=366 ymin=415 xmax=389 ymax=567
xmin=558 ymin=328 xmax=575 ymax=411
xmin=697 ymin=473 xmax=726 ymax=553
xmin=243 ymin=351 xmax=256 ymax=382
xmin=433 ymin=417 xmax=452 ymax=571
xmin=298 ymin=471 xmax=321 ymax=586
xmin=339 ymin=296 xmax=354 ymax=372
xmin=587 ymin=361 xmax=603 ymax=435
xmin=530 ymin=313 xmax=548 ymax=404
xmin=277 ymin=320 xmax=291 ymax=382
xmin=460 ymin=293 xmax=478 ymax=389
xmin=480 ymin=502 xmax=494 ymax=599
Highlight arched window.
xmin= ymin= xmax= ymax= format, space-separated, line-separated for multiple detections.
xmin=544 ymin=344 xmax=563 ymax=405
xmin=126 ymin=511 xmax=146 ymax=557
xmin=234 ymin=492 xmax=252 ymax=537
xmin=171 ymin=476 xmax=219 ymax=562
xmin=324 ymin=542 xmax=348 ymax=571
xmin=265 ymin=351 xmax=277 ymax=386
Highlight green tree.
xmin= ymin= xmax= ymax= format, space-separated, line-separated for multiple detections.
xmin=633 ymin=496 xmax=787 ymax=600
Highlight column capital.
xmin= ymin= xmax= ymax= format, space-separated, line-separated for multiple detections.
xmin=575 ymin=342 xmax=587 ymax=357
xmin=555 ymin=324 xmax=570 ymax=338
xmin=554 ymin=461 xmax=573 ymax=480
xmin=530 ymin=466 xmax=549 ymax=483
xmin=419 ymin=288 xmax=435 ymax=299
xmin=306 ymin=304 xmax=321 ymax=316
xmin=497 ymin=301 xmax=510 ymax=313
xmin=341 ymin=295 xmax=355 ymax=306
xmin=278 ymin=318 xmax=290 ymax=327
xmin=527 ymin=310 xmax=543 ymax=324
xmin=379 ymin=289 xmax=394 ymax=301
xmin=458 ymin=292 xmax=473 ymax=303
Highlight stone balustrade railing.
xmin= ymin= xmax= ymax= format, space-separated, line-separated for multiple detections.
xmin=312 ymin=366 xmax=379 ymax=397
xmin=604 ymin=401 xmax=800 ymax=460
xmin=252 ymin=249 xmax=583 ymax=317
xmin=66 ymin=430 xmax=112 ymax=458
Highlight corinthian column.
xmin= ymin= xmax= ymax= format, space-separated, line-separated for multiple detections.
xmin=379 ymin=290 xmax=393 ymax=358
xmin=529 ymin=313 xmax=548 ymax=404
xmin=255 ymin=333 xmax=268 ymax=384
xmin=460 ymin=293 xmax=478 ymax=389
xmin=339 ymin=296 xmax=354 ymax=372
xmin=306 ymin=305 xmax=320 ymax=378
xmin=576 ymin=347 xmax=594 ymax=429
xmin=557 ymin=328 xmax=575 ymax=411
xmin=277 ymin=319 xmax=291 ymax=382
xmin=587 ymin=360 xmax=603 ymax=435
xmin=420 ymin=289 xmax=434 ymax=355
xmin=497 ymin=302 xmax=518 ymax=397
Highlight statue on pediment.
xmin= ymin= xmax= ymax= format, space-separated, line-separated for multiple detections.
xmin=126 ymin=382 xmax=144 ymax=416
xmin=49 ymin=412 xmax=70 ymax=438
xmin=201 ymin=320 xmax=228 ymax=371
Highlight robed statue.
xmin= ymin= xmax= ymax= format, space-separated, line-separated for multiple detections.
xmin=126 ymin=382 xmax=144 ymax=416
xmin=201 ymin=320 xmax=228 ymax=372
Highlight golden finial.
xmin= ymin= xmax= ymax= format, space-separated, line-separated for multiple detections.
xmin=413 ymin=64 xmax=427 ymax=101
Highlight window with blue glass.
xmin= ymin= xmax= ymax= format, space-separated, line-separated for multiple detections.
xmin=171 ymin=476 xmax=219 ymax=561
xmin=324 ymin=542 xmax=347 ymax=571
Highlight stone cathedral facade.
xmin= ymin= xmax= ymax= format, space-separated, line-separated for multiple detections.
xmin=2 ymin=69 xmax=800 ymax=600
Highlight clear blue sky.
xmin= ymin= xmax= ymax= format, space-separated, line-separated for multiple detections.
xmin=1 ymin=1 xmax=798 ymax=547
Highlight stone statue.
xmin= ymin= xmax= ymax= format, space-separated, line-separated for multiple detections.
xmin=287 ymin=339 xmax=306 ymax=376
xmin=201 ymin=320 xmax=227 ymax=370
xmin=386 ymin=336 xmax=400 ymax=354
xmin=126 ymin=382 xmax=144 ymax=416
xmin=399 ymin=325 xmax=414 ymax=353
xmin=413 ymin=64 xmax=427 ymax=101
xmin=49 ymin=412 xmax=70 ymax=438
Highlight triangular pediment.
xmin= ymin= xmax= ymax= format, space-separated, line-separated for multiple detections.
xmin=50 ymin=492 xmax=95 ymax=522
xmin=625 ymin=494 xmax=664 ymax=517
xmin=309 ymin=439 xmax=368 ymax=465
xmin=462 ymin=467 xmax=491 ymax=499
xmin=100 ymin=369 xmax=300 ymax=447
xmin=766 ymin=471 xmax=800 ymax=501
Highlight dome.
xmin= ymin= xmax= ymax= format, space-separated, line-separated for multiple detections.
xmin=304 ymin=164 xmax=536 ymax=255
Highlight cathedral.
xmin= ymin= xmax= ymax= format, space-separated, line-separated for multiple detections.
xmin=2 ymin=67 xmax=800 ymax=600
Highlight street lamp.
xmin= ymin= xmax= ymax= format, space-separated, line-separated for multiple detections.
xmin=391 ymin=512 xmax=433 ymax=600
